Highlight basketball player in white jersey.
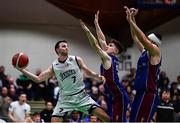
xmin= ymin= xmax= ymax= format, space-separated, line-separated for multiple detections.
xmin=14 ymin=40 xmax=110 ymax=122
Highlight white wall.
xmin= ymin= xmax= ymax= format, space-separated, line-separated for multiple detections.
xmin=154 ymin=16 xmax=180 ymax=82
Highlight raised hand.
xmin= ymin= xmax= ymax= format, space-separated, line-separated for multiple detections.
xmin=124 ymin=6 xmax=132 ymax=22
xmin=130 ymin=8 xmax=138 ymax=18
xmin=94 ymin=10 xmax=100 ymax=25
xmin=80 ymin=19 xmax=90 ymax=32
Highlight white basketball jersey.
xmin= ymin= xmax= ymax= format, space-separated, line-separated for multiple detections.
xmin=52 ymin=55 xmax=85 ymax=96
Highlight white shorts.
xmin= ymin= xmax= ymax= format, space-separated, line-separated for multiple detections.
xmin=52 ymin=90 xmax=99 ymax=117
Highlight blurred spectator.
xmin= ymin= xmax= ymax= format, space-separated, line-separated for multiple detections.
xmin=99 ymin=99 xmax=108 ymax=112
xmin=97 ymin=95 xmax=105 ymax=103
xmin=16 ymin=74 xmax=33 ymax=100
xmin=90 ymin=115 xmax=98 ymax=122
xmin=69 ymin=110 xmax=82 ymax=123
xmin=46 ymin=75 xmax=58 ymax=103
xmin=40 ymin=101 xmax=54 ymax=122
xmin=155 ymin=89 xmax=175 ymax=122
xmin=90 ymin=86 xmax=99 ymax=102
xmin=25 ymin=112 xmax=44 ymax=123
xmin=8 ymin=92 xmax=31 ymax=122
xmin=122 ymin=68 xmax=136 ymax=87
xmin=121 ymin=79 xmax=130 ymax=90
xmin=158 ymin=71 xmax=167 ymax=87
xmin=32 ymin=112 xmax=44 ymax=123
xmin=170 ymin=82 xmax=178 ymax=97
xmin=91 ymin=80 xmax=98 ymax=87
xmin=170 ymin=75 xmax=180 ymax=121
xmin=98 ymin=85 xmax=109 ymax=100
xmin=33 ymin=69 xmax=46 ymax=101
xmin=0 ymin=87 xmax=12 ymax=121
xmin=0 ymin=65 xmax=11 ymax=89
xmin=84 ymin=78 xmax=92 ymax=95
xmin=6 ymin=76 xmax=15 ymax=88
xmin=174 ymin=93 xmax=180 ymax=121
xmin=1 ymin=87 xmax=9 ymax=98
xmin=158 ymin=77 xmax=170 ymax=93
xmin=126 ymin=86 xmax=132 ymax=95
xmin=9 ymin=86 xmax=18 ymax=101
xmin=98 ymin=84 xmax=105 ymax=95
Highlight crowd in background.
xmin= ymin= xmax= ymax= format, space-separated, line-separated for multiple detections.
xmin=0 ymin=65 xmax=180 ymax=122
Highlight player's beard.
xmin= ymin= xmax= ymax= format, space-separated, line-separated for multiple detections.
xmin=60 ymin=51 xmax=68 ymax=56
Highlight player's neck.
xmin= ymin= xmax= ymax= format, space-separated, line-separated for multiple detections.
xmin=18 ymin=101 xmax=25 ymax=105
xmin=58 ymin=55 xmax=68 ymax=62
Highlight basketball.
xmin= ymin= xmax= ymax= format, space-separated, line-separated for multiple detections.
xmin=12 ymin=53 xmax=29 ymax=69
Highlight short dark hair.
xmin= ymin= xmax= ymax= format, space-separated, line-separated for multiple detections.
xmin=31 ymin=112 xmax=40 ymax=116
xmin=55 ymin=40 xmax=67 ymax=54
xmin=160 ymin=88 xmax=170 ymax=97
xmin=18 ymin=91 xmax=26 ymax=97
xmin=109 ymin=39 xmax=124 ymax=54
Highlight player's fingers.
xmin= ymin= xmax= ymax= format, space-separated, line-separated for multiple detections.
xmin=130 ymin=8 xmax=136 ymax=12
xmin=97 ymin=10 xmax=99 ymax=17
xmin=15 ymin=65 xmax=20 ymax=71
xmin=80 ymin=19 xmax=84 ymax=26
xmin=124 ymin=6 xmax=129 ymax=11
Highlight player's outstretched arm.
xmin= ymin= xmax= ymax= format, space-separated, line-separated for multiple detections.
xmin=80 ymin=20 xmax=111 ymax=70
xmin=80 ymin=19 xmax=99 ymax=51
xmin=18 ymin=66 xmax=54 ymax=83
xmin=94 ymin=10 xmax=108 ymax=51
xmin=124 ymin=6 xmax=144 ymax=52
xmin=124 ymin=6 xmax=160 ymax=56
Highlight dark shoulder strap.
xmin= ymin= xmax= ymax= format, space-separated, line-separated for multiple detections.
xmin=75 ymin=56 xmax=81 ymax=69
